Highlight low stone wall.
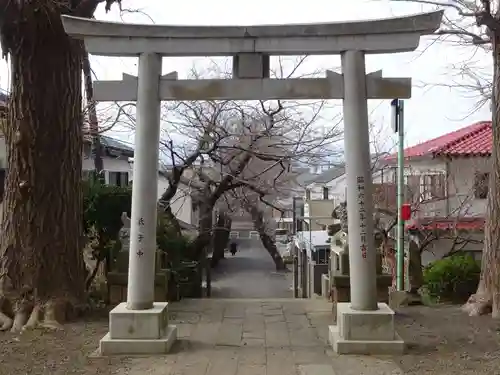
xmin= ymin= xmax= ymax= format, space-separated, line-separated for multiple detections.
xmin=309 ymin=262 xmax=328 ymax=296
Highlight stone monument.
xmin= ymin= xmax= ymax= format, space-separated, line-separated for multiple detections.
xmin=329 ymin=202 xmax=393 ymax=322
xmin=62 ymin=10 xmax=443 ymax=355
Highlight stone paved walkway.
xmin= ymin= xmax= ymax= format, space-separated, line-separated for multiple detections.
xmin=111 ymin=241 xmax=403 ymax=374
xmin=119 ymin=299 xmax=404 ymax=375
xmin=210 ymin=239 xmax=293 ymax=298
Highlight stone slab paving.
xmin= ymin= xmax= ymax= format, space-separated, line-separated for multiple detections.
xmin=209 ymin=239 xmax=293 ymax=299
xmin=116 ymin=299 xmax=404 ymax=374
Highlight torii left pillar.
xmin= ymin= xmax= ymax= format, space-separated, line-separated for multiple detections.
xmin=99 ymin=53 xmax=178 ymax=355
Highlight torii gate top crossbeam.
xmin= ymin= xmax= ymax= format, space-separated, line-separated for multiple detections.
xmin=62 ymin=11 xmax=443 ymax=57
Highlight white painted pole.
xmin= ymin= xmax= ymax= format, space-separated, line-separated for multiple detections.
xmin=341 ymin=50 xmax=378 ymax=311
xmin=126 ymin=53 xmax=163 ymax=310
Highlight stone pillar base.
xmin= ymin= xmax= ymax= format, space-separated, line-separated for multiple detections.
xmin=99 ymin=302 xmax=177 ymax=355
xmin=328 ymin=302 xmax=404 ymax=355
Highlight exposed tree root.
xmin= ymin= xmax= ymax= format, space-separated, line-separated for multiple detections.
xmin=0 ymin=297 xmax=69 ymax=333
xmin=22 ymin=304 xmax=41 ymax=331
xmin=0 ymin=296 xmax=13 ymax=331
xmin=462 ymin=293 xmax=492 ymax=316
xmin=40 ymin=300 xmax=64 ymax=331
xmin=11 ymin=300 xmax=33 ymax=333
xmin=0 ymin=311 xmax=13 ymax=331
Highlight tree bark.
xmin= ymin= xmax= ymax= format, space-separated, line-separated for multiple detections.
xmin=463 ymin=31 xmax=500 ymax=318
xmin=158 ymin=167 xmax=186 ymax=237
xmin=0 ymin=4 xmax=85 ymax=331
xmin=248 ymin=205 xmax=287 ymax=271
xmin=211 ymin=212 xmax=232 ymax=267
xmin=190 ymin=200 xmax=214 ymax=259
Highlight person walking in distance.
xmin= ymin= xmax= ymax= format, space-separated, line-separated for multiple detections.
xmin=230 ymin=242 xmax=237 ymax=256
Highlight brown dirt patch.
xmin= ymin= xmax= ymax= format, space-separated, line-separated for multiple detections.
xmin=0 ymin=310 xmax=128 ymax=375
xmin=1 ymin=302 xmax=500 ymax=374
xmin=394 ymin=304 xmax=500 ymax=375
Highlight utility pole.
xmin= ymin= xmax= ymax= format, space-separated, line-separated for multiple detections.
xmin=292 ymin=197 xmax=297 ymax=235
xmin=391 ymin=99 xmax=405 ymax=291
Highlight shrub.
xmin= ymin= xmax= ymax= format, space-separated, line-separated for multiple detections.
xmin=82 ymin=178 xmax=201 ymax=299
xmin=82 ymin=179 xmax=132 ymax=289
xmin=423 ymin=254 xmax=481 ymax=303
xmin=83 ymin=179 xmax=132 ymax=237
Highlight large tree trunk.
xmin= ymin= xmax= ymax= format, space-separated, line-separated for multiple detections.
xmin=190 ymin=200 xmax=214 ymax=259
xmin=463 ymin=32 xmax=500 ymax=318
xmin=0 ymin=5 xmax=85 ymax=332
xmin=158 ymin=167 xmax=186 ymax=237
xmin=211 ymin=211 xmax=232 ymax=267
xmin=248 ymin=205 xmax=287 ymax=271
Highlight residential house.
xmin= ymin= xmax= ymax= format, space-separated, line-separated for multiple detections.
xmin=300 ymin=157 xmax=394 ymax=231
xmin=304 ymin=164 xmax=347 ymax=202
xmin=0 ymin=132 xmax=134 ymax=216
xmin=295 ymin=120 xmax=489 ymax=261
xmin=380 ymin=121 xmax=490 ymax=219
xmin=0 ymin=91 xmax=133 ymax=198
xmin=271 ymin=166 xmax=318 ymax=232
xmin=0 ymin=93 xmax=201 ymax=230
xmin=379 ymin=121 xmax=490 ymax=263
xmin=82 ymin=135 xmax=134 ymax=185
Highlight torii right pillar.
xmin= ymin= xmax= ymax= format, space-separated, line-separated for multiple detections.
xmin=328 ymin=51 xmax=405 ymax=355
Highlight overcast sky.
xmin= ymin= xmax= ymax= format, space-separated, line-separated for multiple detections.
xmin=0 ymin=0 xmax=492 ymax=151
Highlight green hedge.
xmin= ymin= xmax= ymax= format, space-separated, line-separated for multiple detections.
xmin=83 ymin=179 xmax=132 ymax=237
xmin=423 ymin=254 xmax=480 ymax=303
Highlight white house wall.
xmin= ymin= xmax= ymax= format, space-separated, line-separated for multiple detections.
xmin=82 ymin=155 xmax=131 ymax=184
xmin=304 ymin=155 xmax=489 ymax=219
xmin=157 ymin=175 xmax=194 ymax=225
xmin=306 ymin=174 xmax=347 ymax=203
xmin=306 ymin=170 xmax=383 ymax=204
xmin=446 ymin=157 xmax=489 ymax=217
xmin=380 ymin=156 xmax=490 ymax=218
xmin=422 ymin=232 xmax=484 ymax=265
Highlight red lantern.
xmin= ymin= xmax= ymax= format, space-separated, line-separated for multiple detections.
xmin=401 ymin=203 xmax=411 ymax=221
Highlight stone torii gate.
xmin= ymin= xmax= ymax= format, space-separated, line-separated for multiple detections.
xmin=62 ymin=11 xmax=442 ymax=356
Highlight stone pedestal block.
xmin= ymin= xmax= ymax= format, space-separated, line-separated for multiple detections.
xmin=328 ymin=302 xmax=405 ymax=355
xmin=331 ymin=274 xmax=393 ymax=320
xmin=99 ymin=302 xmax=177 ymax=355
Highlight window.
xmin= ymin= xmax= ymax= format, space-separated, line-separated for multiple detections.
xmin=305 ymin=189 xmax=311 ymax=200
xmin=391 ymin=167 xmax=398 ymax=183
xmin=322 ymin=186 xmax=329 ymax=200
xmin=405 ymin=175 xmax=421 ymax=201
xmin=420 ymin=174 xmax=446 ymax=201
xmin=474 ymin=172 xmax=489 ymax=200
xmin=108 ymin=171 xmax=129 ymax=187
xmin=431 ymin=174 xmax=446 ymax=198
xmin=414 ymin=173 xmax=446 ymax=202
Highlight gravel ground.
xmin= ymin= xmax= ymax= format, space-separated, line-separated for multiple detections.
xmin=394 ymin=304 xmax=500 ymax=375
xmin=0 ymin=304 xmax=499 ymax=374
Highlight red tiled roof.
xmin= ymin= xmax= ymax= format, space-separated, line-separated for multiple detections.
xmin=385 ymin=121 xmax=492 ymax=160
xmin=406 ymin=216 xmax=485 ymax=231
